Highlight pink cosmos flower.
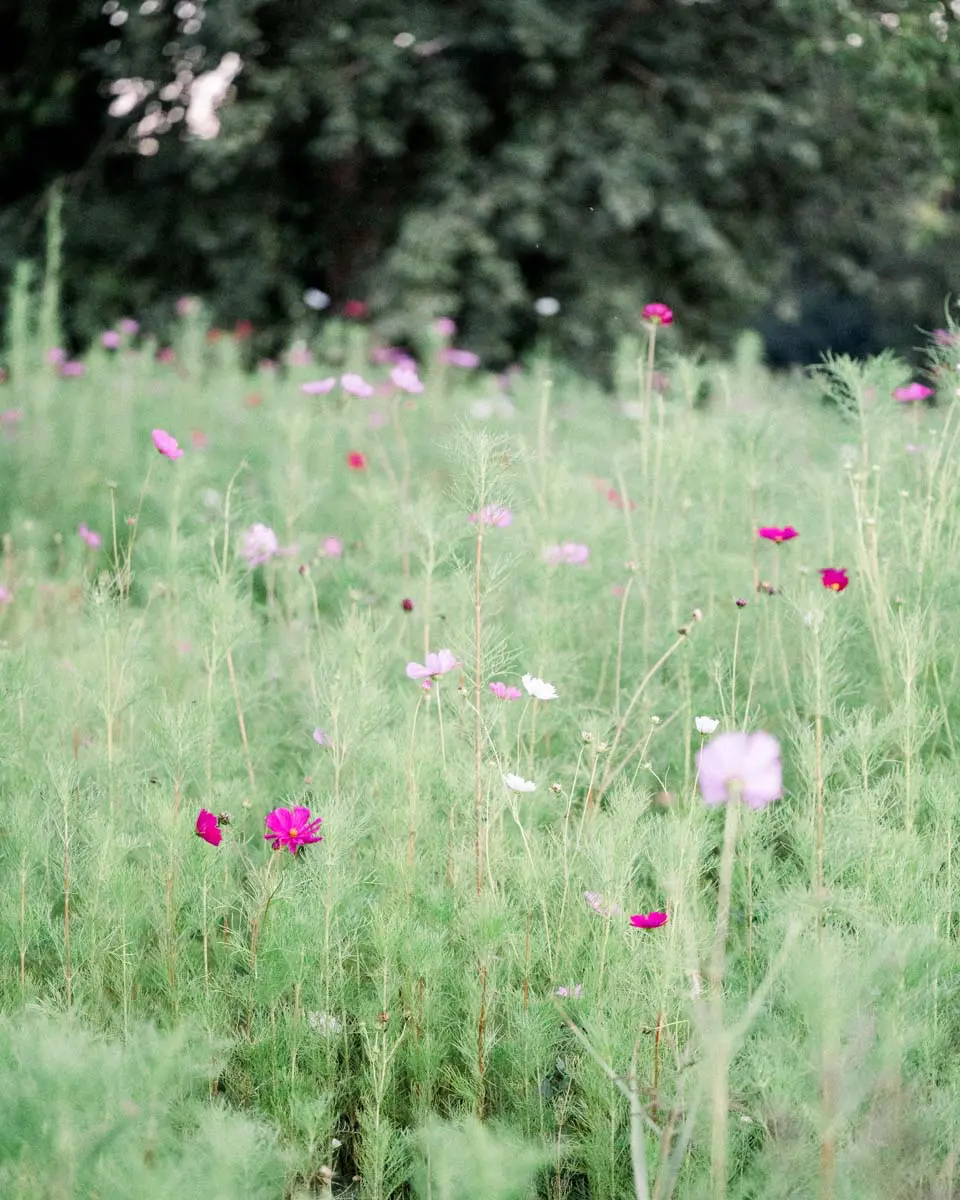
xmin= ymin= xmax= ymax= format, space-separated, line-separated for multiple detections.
xmin=820 ymin=567 xmax=849 ymax=592
xmin=469 ymin=506 xmax=513 ymax=527
xmin=696 ymin=731 xmax=783 ymax=810
xmin=288 ymin=346 xmax=314 ymax=366
xmin=0 ymin=585 xmax=12 ymax=604
xmin=758 ymin=526 xmax=798 ymax=544
xmin=47 ymin=347 xmax=66 ymax=366
xmin=435 ymin=317 xmax=457 ymax=337
xmin=195 ymin=809 xmax=222 ymax=846
xmin=584 ymin=891 xmax=622 ymax=918
xmin=341 ymin=373 xmax=375 ymax=398
xmin=544 ymin=543 xmax=589 ymax=566
xmin=241 ymin=523 xmax=280 ymax=567
xmin=370 ymin=346 xmax=413 ymax=366
xmin=101 ymin=330 xmax=120 ymax=350
xmin=489 ymin=681 xmax=522 ymax=700
xmin=893 ymin=383 xmax=935 ymax=403
xmin=933 ymin=329 xmax=959 ymax=347
xmin=60 ymin=361 xmax=85 ymax=377
xmin=555 ymin=984 xmax=583 ymax=999
xmin=118 ymin=318 xmax=139 ymax=336
xmin=157 ymin=347 xmax=175 ymax=364
xmin=0 ymin=409 xmax=22 ymax=426
xmin=152 ymin=429 xmax=183 ymax=459
xmin=642 ymin=302 xmax=674 ymax=325
xmin=301 ymin=378 xmax=337 ymax=395
xmin=406 ymin=649 xmax=460 ymax=680
xmin=264 ymin=805 xmax=324 ymax=854
xmin=176 ymin=296 xmax=199 ymax=317
xmin=630 ymin=911 xmax=669 ymax=929
xmin=312 ymin=728 xmax=329 ymax=745
xmin=78 ymin=524 xmax=102 ymax=550
xmin=347 ymin=451 xmax=367 ymax=470
xmin=321 ymin=536 xmax=343 ymax=558
xmin=439 ymin=347 xmax=480 ymax=369
xmin=368 ymin=410 xmax=388 ymax=429
xmin=390 ymin=365 xmax=424 ymax=394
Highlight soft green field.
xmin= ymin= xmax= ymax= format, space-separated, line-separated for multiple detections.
xmin=1 ymin=292 xmax=960 ymax=1199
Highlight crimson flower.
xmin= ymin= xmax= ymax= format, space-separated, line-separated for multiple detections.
xmin=343 ymin=299 xmax=369 ymax=319
xmin=346 ymin=451 xmax=367 ymax=470
xmin=264 ymin=806 xmax=324 ymax=854
xmin=642 ymin=302 xmax=674 ymax=325
xmin=820 ymin=567 xmax=849 ymax=592
xmin=195 ymin=809 xmax=222 ymax=846
xmin=629 ymin=912 xmax=669 ymax=929
xmin=758 ymin=526 xmax=798 ymax=544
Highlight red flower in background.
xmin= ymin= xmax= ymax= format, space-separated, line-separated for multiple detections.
xmin=343 ymin=299 xmax=369 ymax=319
xmin=346 ymin=451 xmax=367 ymax=470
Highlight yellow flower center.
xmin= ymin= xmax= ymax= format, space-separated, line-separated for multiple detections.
xmin=289 ymin=827 xmax=298 ymax=838
xmin=829 ymin=582 xmax=840 ymax=591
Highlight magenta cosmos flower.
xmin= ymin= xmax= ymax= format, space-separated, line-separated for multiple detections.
xmin=195 ymin=808 xmax=222 ymax=846
xmin=346 ymin=450 xmax=367 ymax=470
xmin=406 ymin=649 xmax=460 ymax=680
xmin=630 ymin=911 xmax=669 ymax=929
xmin=152 ymin=429 xmax=183 ymax=459
xmin=264 ymin=806 xmax=324 ymax=854
xmin=820 ymin=567 xmax=849 ymax=592
xmin=697 ymin=730 xmax=783 ymax=810
xmin=642 ymin=302 xmax=674 ymax=325
xmin=758 ymin=525 xmax=798 ymax=544
xmin=893 ymin=383 xmax=934 ymax=403
xmin=489 ymin=681 xmax=522 ymax=700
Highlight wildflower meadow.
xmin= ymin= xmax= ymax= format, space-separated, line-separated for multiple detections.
xmin=2 ymin=268 xmax=960 ymax=1199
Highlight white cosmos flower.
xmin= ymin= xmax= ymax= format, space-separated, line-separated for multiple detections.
xmin=522 ymin=673 xmax=557 ymax=701
xmin=504 ymin=773 xmax=537 ymax=793
xmin=695 ymin=716 xmax=719 ymax=735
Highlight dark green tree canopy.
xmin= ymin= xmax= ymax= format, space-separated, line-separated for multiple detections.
xmin=1 ymin=0 xmax=958 ymax=367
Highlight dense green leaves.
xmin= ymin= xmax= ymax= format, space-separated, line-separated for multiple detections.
xmin=1 ymin=0 xmax=958 ymax=368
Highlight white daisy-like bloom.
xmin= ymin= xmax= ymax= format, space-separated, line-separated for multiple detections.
xmin=504 ymin=773 xmax=537 ymax=793
xmin=695 ymin=716 xmax=719 ymax=735
xmin=522 ymin=673 xmax=557 ymax=701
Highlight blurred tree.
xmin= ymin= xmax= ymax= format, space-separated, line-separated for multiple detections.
xmin=0 ymin=0 xmax=957 ymax=368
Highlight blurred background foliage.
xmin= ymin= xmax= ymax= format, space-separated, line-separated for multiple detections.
xmin=1 ymin=0 xmax=959 ymax=370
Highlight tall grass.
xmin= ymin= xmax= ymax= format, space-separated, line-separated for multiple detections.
xmin=1 ymin=251 xmax=959 ymax=1198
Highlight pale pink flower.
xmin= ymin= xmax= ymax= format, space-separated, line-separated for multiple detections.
xmin=435 ymin=317 xmax=457 ymax=337
xmin=152 ymin=429 xmax=183 ymax=459
xmin=312 ymin=728 xmax=329 ymax=745
xmin=406 ymin=649 xmax=461 ymax=680
xmin=555 ymin=984 xmax=583 ymax=999
xmin=321 ymin=536 xmax=343 ymax=558
xmin=584 ymin=891 xmax=621 ymax=918
xmin=469 ymin=506 xmax=513 ymax=527
xmin=101 ymin=330 xmax=120 ymax=350
xmin=489 ymin=681 xmax=522 ymax=700
xmin=288 ymin=346 xmax=314 ymax=366
xmin=241 ymin=523 xmax=280 ymax=567
xmin=60 ymin=361 xmax=85 ymax=378
xmin=439 ymin=347 xmax=480 ymax=369
xmin=301 ymin=378 xmax=337 ymax=395
xmin=544 ymin=543 xmax=589 ymax=566
xmin=368 ymin=410 xmax=388 ymax=429
xmin=78 ymin=524 xmax=102 ymax=550
xmin=696 ymin=730 xmax=783 ymax=810
xmin=118 ymin=317 xmax=139 ymax=336
xmin=47 ymin=347 xmax=66 ymax=366
xmin=341 ymin=373 xmax=375 ymax=398
xmin=390 ymin=365 xmax=424 ymax=393
xmin=0 ymin=585 xmax=12 ymax=604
